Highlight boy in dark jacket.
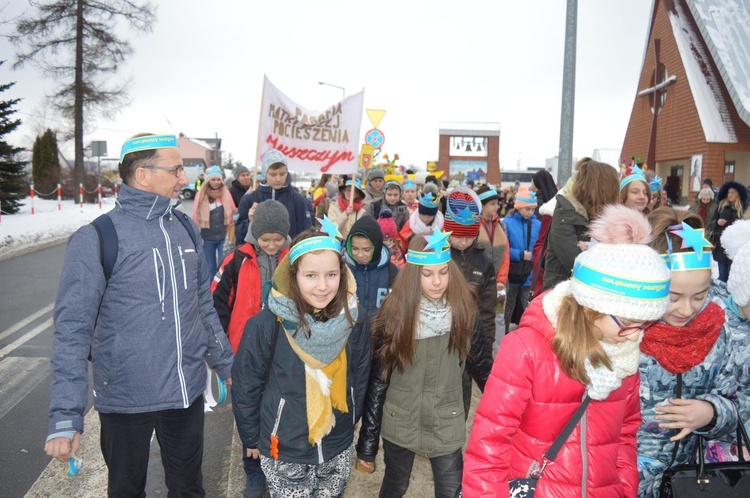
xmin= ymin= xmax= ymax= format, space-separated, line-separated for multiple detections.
xmin=344 ymin=216 xmax=399 ymax=319
xmin=371 ymin=180 xmax=410 ymax=231
xmin=235 ymin=149 xmax=312 ymax=242
xmin=444 ymin=187 xmax=496 ymax=419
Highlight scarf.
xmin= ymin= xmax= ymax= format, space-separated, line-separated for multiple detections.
xmin=266 ymin=288 xmax=358 ymax=445
xmin=640 ymin=301 xmax=724 ymax=374
xmin=699 ymin=202 xmax=708 ymax=223
xmin=337 ymin=194 xmax=363 ymax=212
xmin=543 ymin=282 xmax=643 ymax=400
xmin=416 ymin=296 xmax=452 ymax=340
xmin=193 ymin=184 xmax=234 ymax=229
xmin=409 ymin=209 xmax=445 ymax=237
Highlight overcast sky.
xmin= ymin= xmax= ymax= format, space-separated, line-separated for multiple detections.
xmin=1 ymin=0 xmax=654 ymax=172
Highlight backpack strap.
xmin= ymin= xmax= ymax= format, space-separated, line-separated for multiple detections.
xmin=91 ymin=214 xmax=118 ymax=283
xmin=173 ymin=209 xmax=200 ymax=250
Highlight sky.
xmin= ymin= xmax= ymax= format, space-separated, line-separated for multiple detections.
xmin=0 ymin=0 xmax=654 ymax=173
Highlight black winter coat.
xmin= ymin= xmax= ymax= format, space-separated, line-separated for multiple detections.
xmin=231 ymin=307 xmax=371 ymax=464
xmin=450 ymin=242 xmax=497 ymax=344
xmin=235 ymin=183 xmax=312 ymax=243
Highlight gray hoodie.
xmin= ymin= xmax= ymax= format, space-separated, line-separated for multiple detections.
xmin=48 ymin=183 xmax=233 ymax=440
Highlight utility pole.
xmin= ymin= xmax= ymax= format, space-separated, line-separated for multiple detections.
xmin=557 ymin=0 xmax=577 ymax=186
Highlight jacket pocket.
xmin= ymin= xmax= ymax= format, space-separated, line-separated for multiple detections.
xmin=382 ymin=400 xmax=411 ymax=443
xmin=436 ymin=402 xmax=465 ymax=444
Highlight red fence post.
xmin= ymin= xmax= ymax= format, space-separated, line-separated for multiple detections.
xmin=30 ymin=184 xmax=36 ymax=215
xmin=57 ymin=183 xmax=62 ymax=211
xmin=98 ymin=184 xmax=102 ymax=209
xmin=79 ymin=183 xmax=84 ymax=209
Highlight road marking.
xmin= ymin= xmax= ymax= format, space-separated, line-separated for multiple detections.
xmin=0 ymin=357 xmax=49 ymax=420
xmin=0 ymin=303 xmax=54 ymax=343
xmin=0 ymin=318 xmax=53 ymax=358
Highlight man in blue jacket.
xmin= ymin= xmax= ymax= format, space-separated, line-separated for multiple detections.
xmin=45 ymin=134 xmax=234 ymax=497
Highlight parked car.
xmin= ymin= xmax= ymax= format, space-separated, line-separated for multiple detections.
xmin=181 ymin=165 xmax=204 ymax=199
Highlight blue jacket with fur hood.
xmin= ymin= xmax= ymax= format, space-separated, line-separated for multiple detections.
xmin=48 ymin=183 xmax=234 ymax=440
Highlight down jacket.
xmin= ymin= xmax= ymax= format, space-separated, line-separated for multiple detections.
xmin=463 ymin=292 xmax=640 ymax=498
xmin=48 ymin=184 xmax=234 ymax=440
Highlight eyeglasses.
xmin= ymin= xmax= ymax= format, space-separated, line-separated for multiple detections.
xmin=141 ymin=165 xmax=185 ymax=177
xmin=610 ymin=315 xmax=657 ymax=337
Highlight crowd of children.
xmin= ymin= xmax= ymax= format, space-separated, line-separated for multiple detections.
xmin=200 ymin=149 xmax=750 ymax=498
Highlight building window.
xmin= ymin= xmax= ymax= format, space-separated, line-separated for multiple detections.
xmin=724 ymin=161 xmax=735 ymax=182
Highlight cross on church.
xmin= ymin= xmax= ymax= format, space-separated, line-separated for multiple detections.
xmin=637 ymin=39 xmax=677 ymax=168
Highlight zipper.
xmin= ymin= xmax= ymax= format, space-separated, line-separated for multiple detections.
xmin=159 ymin=216 xmax=189 ymax=407
xmin=581 ymin=410 xmax=588 ymax=498
xmin=351 ymin=386 xmax=356 ymax=426
xmin=178 ymin=245 xmax=188 ymax=289
xmin=271 ymin=397 xmax=285 ymax=442
xmin=152 ymin=248 xmax=166 ymax=320
xmin=318 ymin=439 xmax=324 ymax=464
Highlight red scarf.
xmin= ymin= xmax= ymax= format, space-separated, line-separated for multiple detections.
xmin=640 ymin=301 xmax=725 ymax=374
xmin=699 ymin=202 xmax=707 ymax=223
xmin=337 ymin=195 xmax=363 ymax=212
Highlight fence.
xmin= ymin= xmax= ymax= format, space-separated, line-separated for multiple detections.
xmin=0 ymin=183 xmax=118 ymax=223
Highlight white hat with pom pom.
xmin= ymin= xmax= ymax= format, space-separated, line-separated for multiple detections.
xmin=570 ymin=205 xmax=671 ymax=321
xmin=721 ymin=219 xmax=750 ymax=306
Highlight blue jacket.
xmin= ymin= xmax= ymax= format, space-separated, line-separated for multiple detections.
xmin=49 ymin=184 xmax=234 ymax=440
xmin=344 ymin=215 xmax=398 ymax=317
xmin=504 ymin=211 xmax=541 ymax=286
xmin=236 ymin=181 xmax=312 ymax=242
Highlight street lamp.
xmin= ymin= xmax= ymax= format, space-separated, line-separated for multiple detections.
xmin=318 ymin=81 xmax=346 ymax=100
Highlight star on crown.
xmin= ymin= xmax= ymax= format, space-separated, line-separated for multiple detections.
xmin=422 ymin=192 xmax=435 ymax=203
xmin=651 ymin=175 xmax=662 ymax=187
xmin=670 ymin=221 xmax=713 ymax=258
xmin=630 ymin=165 xmax=644 ymax=177
xmin=317 ymin=215 xmax=342 ymax=241
xmin=424 ymin=228 xmax=451 ymax=257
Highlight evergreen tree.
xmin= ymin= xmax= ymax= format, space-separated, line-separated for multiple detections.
xmin=0 ymin=62 xmax=27 ymax=214
xmin=32 ymin=129 xmax=61 ymax=198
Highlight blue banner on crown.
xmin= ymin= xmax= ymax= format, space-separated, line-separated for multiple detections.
xmin=572 ymin=262 xmax=670 ymax=300
xmin=120 ymin=134 xmax=177 ymax=161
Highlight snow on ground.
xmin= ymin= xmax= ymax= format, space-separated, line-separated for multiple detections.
xmin=0 ymin=197 xmax=115 ymax=261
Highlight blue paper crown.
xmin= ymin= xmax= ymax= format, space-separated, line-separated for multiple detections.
xmin=343 ymin=178 xmax=364 ymax=192
xmin=662 ymin=222 xmax=713 ymax=271
xmin=120 ymin=134 xmax=177 ymax=162
xmin=406 ymin=228 xmax=452 ymax=266
xmin=289 ymin=215 xmax=342 ymax=263
xmin=620 ymin=172 xmax=648 ymax=191
xmin=419 ymin=192 xmax=439 ymax=209
xmin=650 ymin=175 xmax=663 ymax=193
xmin=403 ymin=180 xmax=417 ymax=190
xmin=572 ymin=262 xmax=670 ymax=300
xmin=478 ymin=188 xmax=498 ymax=202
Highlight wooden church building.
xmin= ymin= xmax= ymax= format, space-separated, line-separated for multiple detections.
xmin=622 ymin=0 xmax=750 ymax=204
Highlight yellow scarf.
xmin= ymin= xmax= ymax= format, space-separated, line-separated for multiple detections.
xmin=285 ymin=330 xmax=348 ymax=446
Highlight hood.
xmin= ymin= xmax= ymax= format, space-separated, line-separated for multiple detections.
xmin=345 ymin=215 xmax=384 ymax=265
xmin=116 ymin=182 xmax=181 ymax=221
xmin=717 ymin=181 xmax=748 ymax=207
xmin=539 ymin=195 xmax=558 ymax=216
xmin=558 ymin=192 xmax=588 ymax=219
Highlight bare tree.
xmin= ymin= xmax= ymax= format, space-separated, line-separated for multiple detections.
xmin=10 ymin=0 xmax=155 ymax=203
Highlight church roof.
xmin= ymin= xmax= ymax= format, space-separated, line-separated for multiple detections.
xmin=687 ymin=0 xmax=750 ymax=130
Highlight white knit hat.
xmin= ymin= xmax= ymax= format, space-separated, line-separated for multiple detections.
xmin=721 ymin=220 xmax=750 ymax=306
xmin=569 ymin=205 xmax=671 ymax=321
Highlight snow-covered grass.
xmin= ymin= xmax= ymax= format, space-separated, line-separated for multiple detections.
xmin=0 ymin=197 xmax=115 ymax=261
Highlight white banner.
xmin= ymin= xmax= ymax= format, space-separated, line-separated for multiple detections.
xmin=256 ymin=76 xmax=364 ymax=174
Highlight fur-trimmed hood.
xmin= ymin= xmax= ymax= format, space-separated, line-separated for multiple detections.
xmin=717 ymin=181 xmax=748 ymax=208
xmin=558 ymin=192 xmax=588 ymax=220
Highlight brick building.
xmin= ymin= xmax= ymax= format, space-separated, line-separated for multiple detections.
xmin=436 ymin=122 xmax=501 ymax=185
xmin=621 ymin=0 xmax=750 ymax=204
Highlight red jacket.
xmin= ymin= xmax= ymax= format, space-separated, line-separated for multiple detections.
xmin=463 ymin=293 xmax=640 ymax=497
xmin=211 ymin=243 xmax=289 ymax=353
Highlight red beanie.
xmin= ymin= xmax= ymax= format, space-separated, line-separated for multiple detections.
xmin=377 ymin=209 xmax=399 ymax=240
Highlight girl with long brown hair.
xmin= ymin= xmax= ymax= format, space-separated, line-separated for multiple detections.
xmin=355 ymin=231 xmax=493 ymax=498
xmin=463 ymin=205 xmax=671 ymax=497
xmin=191 ymin=165 xmax=235 ymax=279
xmin=543 ymin=158 xmax=620 ymax=290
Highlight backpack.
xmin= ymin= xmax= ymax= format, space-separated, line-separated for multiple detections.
xmin=91 ymin=210 xmax=199 ymax=282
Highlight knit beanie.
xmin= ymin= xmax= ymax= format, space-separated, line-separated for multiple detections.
xmin=443 ymin=187 xmax=481 ymax=238
xmin=368 ymin=168 xmax=385 ymax=182
xmin=721 ymin=219 xmax=750 ymax=306
xmin=569 ymin=205 xmax=670 ymax=321
xmin=514 ymin=186 xmax=537 ymax=209
xmin=377 ymin=209 xmax=399 ymax=240
xmin=204 ymin=165 xmax=223 ymax=181
xmin=233 ymin=165 xmax=250 ymax=177
xmin=260 ymin=149 xmax=287 ymax=176
xmin=249 ymin=200 xmax=290 ymax=242
xmin=384 ymin=180 xmax=402 ymax=193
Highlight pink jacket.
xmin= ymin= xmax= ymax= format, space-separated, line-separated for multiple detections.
xmin=462 ymin=294 xmax=640 ymax=497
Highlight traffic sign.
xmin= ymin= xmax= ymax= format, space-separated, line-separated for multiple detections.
xmin=364 ymin=128 xmax=385 ymax=148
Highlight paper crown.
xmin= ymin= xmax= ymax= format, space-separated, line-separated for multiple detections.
xmin=406 ymin=228 xmax=452 ymax=266
xmin=662 ymin=222 xmax=713 ymax=271
xmin=572 ymin=261 xmax=670 ymax=300
xmin=478 ymin=188 xmax=498 ymax=202
xmin=341 ymin=178 xmax=364 ymax=193
xmin=620 ymin=165 xmax=648 ymax=191
xmin=445 ymin=187 xmax=481 ymax=225
xmin=402 ymin=180 xmax=418 ymax=191
xmin=650 ymin=175 xmax=663 ymax=193
xmin=289 ymin=215 xmax=342 ymax=263
xmin=120 ymin=134 xmax=177 ymax=162
xmin=419 ymin=192 xmax=440 ymax=209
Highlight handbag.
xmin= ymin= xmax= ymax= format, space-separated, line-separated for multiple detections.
xmin=508 ymin=395 xmax=591 ymax=497
xmin=508 ymin=220 xmax=533 ymax=284
xmin=659 ymin=374 xmax=750 ymax=497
